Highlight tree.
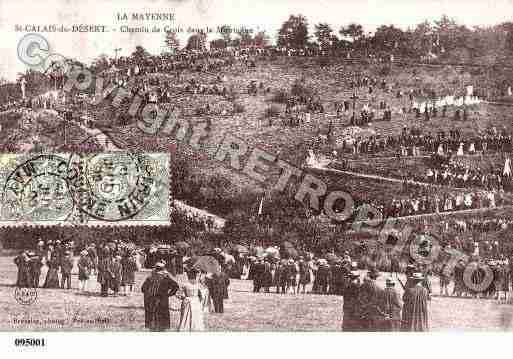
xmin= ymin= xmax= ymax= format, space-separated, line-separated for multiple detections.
xmin=131 ymin=45 xmax=150 ymax=61
xmin=253 ymin=31 xmax=270 ymax=48
xmin=186 ymin=33 xmax=207 ymax=51
xmin=434 ymin=15 xmax=469 ymax=52
xmin=210 ymin=38 xmax=228 ymax=50
xmin=499 ymin=22 xmax=513 ymax=52
xmin=408 ymin=20 xmax=434 ymax=57
xmin=314 ymin=23 xmax=335 ymax=51
xmin=373 ymin=25 xmax=407 ymax=52
xmin=92 ymin=54 xmax=110 ymax=73
xmin=340 ymin=23 xmax=364 ymax=43
xmin=277 ymin=14 xmax=310 ymax=49
xmin=239 ymin=32 xmax=254 ymax=47
xmin=218 ymin=25 xmax=233 ymax=44
xmin=165 ymin=31 xmax=180 ymax=53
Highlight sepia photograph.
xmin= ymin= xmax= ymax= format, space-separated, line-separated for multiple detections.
xmin=1 ymin=0 xmax=513 ymax=345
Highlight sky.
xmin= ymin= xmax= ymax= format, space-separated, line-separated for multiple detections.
xmin=1 ymin=0 xmax=513 ymax=81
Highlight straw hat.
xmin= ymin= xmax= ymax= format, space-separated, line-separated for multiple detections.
xmin=410 ymin=272 xmax=424 ymax=281
xmin=349 ymin=270 xmax=360 ymax=279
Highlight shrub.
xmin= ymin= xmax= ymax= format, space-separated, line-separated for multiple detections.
xmin=379 ymin=66 xmax=392 ymax=76
xmin=290 ymin=80 xmax=315 ymax=99
xmin=264 ymin=105 xmax=280 ymax=118
xmin=317 ymin=57 xmax=331 ymax=67
xmin=272 ymin=89 xmax=289 ymax=104
xmin=225 ymin=86 xmax=238 ymax=101
xmin=233 ymin=101 xmax=245 ymax=113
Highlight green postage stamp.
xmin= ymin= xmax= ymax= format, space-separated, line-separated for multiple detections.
xmin=0 ymin=153 xmax=170 ymax=226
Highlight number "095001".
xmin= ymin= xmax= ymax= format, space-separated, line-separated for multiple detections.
xmin=14 ymin=338 xmax=46 ymax=347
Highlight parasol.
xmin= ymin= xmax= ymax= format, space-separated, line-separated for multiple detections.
xmin=222 ymin=253 xmax=236 ymax=264
xmin=283 ymin=247 xmax=299 ymax=259
xmin=265 ymin=247 xmax=280 ymax=256
xmin=175 ymin=241 xmax=190 ymax=250
xmin=281 ymin=241 xmax=294 ymax=249
xmin=191 ymin=255 xmax=221 ymax=273
xmin=326 ymin=253 xmax=338 ymax=263
xmin=250 ymin=246 xmax=265 ymax=257
xmin=232 ymin=244 xmax=249 ymax=254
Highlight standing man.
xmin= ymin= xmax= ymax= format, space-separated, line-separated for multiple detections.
xmin=14 ymin=251 xmax=31 ymax=288
xmin=342 ymin=270 xmax=362 ymax=331
xmin=28 ymin=251 xmax=44 ymax=288
xmin=87 ymin=244 xmax=98 ymax=275
xmin=141 ymin=262 xmax=179 ymax=331
xmin=252 ymin=259 xmax=264 ymax=293
xmin=207 ymin=270 xmax=230 ymax=313
xmin=297 ymin=257 xmax=311 ymax=294
xmin=402 ymin=272 xmax=429 ymax=331
xmin=316 ymin=259 xmax=331 ymax=294
xmin=60 ymin=251 xmax=74 ymax=290
xmin=97 ymin=248 xmax=114 ymax=297
xmin=358 ymin=268 xmax=386 ymax=331
xmin=382 ymin=278 xmax=402 ymax=331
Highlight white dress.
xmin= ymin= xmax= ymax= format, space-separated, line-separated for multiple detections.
xmin=177 ymin=282 xmax=205 ymax=332
xmin=457 ymin=143 xmax=464 ymax=156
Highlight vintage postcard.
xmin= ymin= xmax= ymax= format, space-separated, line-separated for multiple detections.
xmin=1 ymin=0 xmax=513 ymax=338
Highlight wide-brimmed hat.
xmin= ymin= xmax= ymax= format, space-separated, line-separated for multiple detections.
xmin=410 ymin=272 xmax=424 ymax=281
xmin=349 ymin=270 xmax=360 ymax=278
xmin=368 ymin=268 xmax=380 ymax=279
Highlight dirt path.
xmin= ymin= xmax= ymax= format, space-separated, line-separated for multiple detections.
xmin=308 ymin=164 xmax=513 ymax=221
xmin=308 ymin=164 xmax=438 ymax=187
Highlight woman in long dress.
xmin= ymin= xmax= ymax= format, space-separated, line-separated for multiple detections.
xmin=177 ymin=268 xmax=205 ymax=332
xmin=199 ymin=272 xmax=213 ymax=313
xmin=43 ymin=249 xmax=60 ymax=289
xmin=77 ymin=250 xmax=93 ymax=292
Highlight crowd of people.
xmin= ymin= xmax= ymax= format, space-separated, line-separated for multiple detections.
xmin=438 ymin=257 xmax=512 ymax=302
xmin=424 ymin=160 xmax=511 ymax=191
xmin=245 ymin=253 xmax=430 ymax=331
xmin=13 ymin=239 xmax=140 ymax=296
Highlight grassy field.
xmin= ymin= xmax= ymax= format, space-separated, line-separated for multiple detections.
xmin=1 ymin=256 xmax=513 ymax=332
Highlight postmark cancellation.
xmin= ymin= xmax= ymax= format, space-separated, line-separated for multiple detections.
xmin=0 ymin=153 xmax=170 ymax=226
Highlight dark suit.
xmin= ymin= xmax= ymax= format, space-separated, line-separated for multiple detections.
xmin=358 ymin=278 xmax=386 ymax=331
xmin=208 ymin=272 xmax=230 ymax=313
xmin=98 ymin=256 xmax=114 ymax=296
xmin=141 ymin=270 xmax=179 ymax=331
